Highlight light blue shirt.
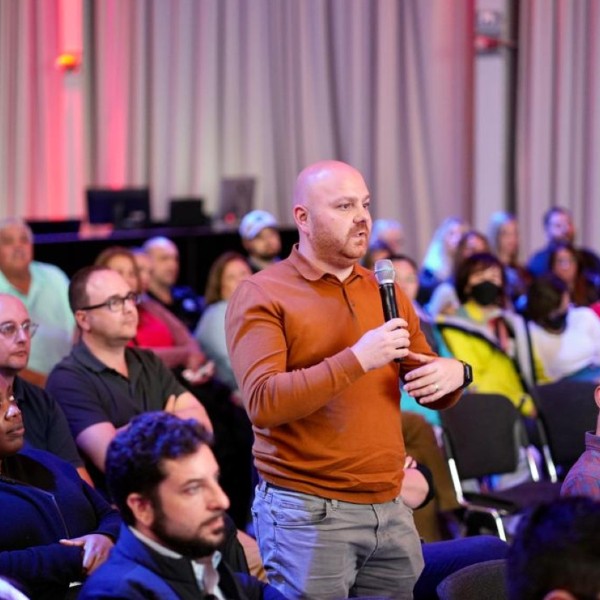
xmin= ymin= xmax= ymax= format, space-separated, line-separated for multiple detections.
xmin=0 ymin=261 xmax=75 ymax=374
xmin=195 ymin=300 xmax=238 ymax=390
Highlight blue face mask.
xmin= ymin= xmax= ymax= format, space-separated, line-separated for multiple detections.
xmin=470 ymin=281 xmax=502 ymax=306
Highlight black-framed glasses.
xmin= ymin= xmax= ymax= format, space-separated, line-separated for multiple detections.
xmin=0 ymin=320 xmax=39 ymax=340
xmin=78 ymin=292 xmax=140 ymax=313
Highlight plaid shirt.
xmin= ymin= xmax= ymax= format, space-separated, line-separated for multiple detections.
xmin=561 ymin=432 xmax=600 ymax=500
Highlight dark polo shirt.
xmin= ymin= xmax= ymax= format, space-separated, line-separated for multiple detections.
xmin=14 ymin=375 xmax=83 ymax=468
xmin=46 ymin=342 xmax=187 ymax=492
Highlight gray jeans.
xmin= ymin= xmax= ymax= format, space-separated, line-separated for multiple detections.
xmin=252 ymin=482 xmax=424 ymax=600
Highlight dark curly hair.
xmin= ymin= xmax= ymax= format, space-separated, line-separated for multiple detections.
xmin=106 ymin=412 xmax=213 ymax=525
xmin=507 ymin=497 xmax=600 ymax=600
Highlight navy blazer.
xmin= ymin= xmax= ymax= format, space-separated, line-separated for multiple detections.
xmin=0 ymin=446 xmax=121 ymax=599
xmin=80 ymin=524 xmax=286 ymax=600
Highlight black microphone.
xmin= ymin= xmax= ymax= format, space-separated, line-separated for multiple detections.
xmin=374 ymin=259 xmax=399 ymax=321
xmin=374 ymin=258 xmax=402 ymax=363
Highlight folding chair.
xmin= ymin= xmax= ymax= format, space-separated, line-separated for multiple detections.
xmin=436 ymin=559 xmax=507 ymax=600
xmin=532 ymin=380 xmax=598 ymax=481
xmin=440 ymin=392 xmax=561 ymax=541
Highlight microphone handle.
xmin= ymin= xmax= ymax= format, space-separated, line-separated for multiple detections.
xmin=379 ymin=283 xmax=402 ymax=363
xmin=379 ymin=283 xmax=399 ymax=321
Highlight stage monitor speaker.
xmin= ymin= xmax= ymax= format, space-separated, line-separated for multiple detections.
xmin=86 ymin=188 xmax=151 ymax=229
xmin=169 ymin=198 xmax=210 ymax=227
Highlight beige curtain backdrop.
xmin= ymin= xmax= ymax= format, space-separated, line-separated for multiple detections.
xmin=6 ymin=1 xmax=599 ymax=261
xmin=516 ymin=0 xmax=600 ymax=256
xmin=86 ymin=0 xmax=475 ymax=261
xmin=0 ymin=0 xmax=474 ymax=262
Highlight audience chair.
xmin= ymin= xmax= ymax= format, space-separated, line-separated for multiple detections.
xmin=532 ymin=380 xmax=598 ymax=481
xmin=439 ymin=392 xmax=561 ymax=541
xmin=436 ymin=559 xmax=507 ymax=600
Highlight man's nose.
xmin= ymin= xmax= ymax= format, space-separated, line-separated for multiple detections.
xmin=354 ymin=206 xmax=369 ymax=222
xmin=209 ymin=481 xmax=231 ymax=511
xmin=14 ymin=326 xmax=28 ymax=342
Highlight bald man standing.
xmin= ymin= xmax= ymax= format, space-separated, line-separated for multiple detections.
xmin=226 ymin=161 xmax=469 ymax=599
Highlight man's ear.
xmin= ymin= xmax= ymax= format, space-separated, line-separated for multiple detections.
xmin=74 ymin=310 xmax=91 ymax=332
xmin=293 ymin=204 xmax=309 ymax=232
xmin=126 ymin=493 xmax=154 ymax=527
xmin=594 ymin=385 xmax=600 ymax=410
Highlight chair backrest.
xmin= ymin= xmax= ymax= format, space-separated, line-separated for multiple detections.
xmin=533 ymin=380 xmax=597 ymax=471
xmin=436 ymin=559 xmax=507 ymax=600
xmin=440 ymin=393 xmax=527 ymax=481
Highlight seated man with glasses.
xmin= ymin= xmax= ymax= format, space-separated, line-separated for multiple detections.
xmin=0 ymin=293 xmax=88 ymax=480
xmin=45 ymin=265 xmax=212 ymax=496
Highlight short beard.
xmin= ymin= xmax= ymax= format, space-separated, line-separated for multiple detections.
xmin=255 ymin=249 xmax=279 ymax=261
xmin=149 ymin=495 xmax=225 ymax=559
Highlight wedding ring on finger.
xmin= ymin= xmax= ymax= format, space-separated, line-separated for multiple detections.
xmin=434 ymin=383 xmax=439 ymax=393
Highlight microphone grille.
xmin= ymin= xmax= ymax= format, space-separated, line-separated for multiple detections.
xmin=374 ymin=259 xmax=396 ymax=285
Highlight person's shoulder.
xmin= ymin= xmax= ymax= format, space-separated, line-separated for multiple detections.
xmin=15 ymin=445 xmax=74 ymax=476
xmin=47 ymin=346 xmax=84 ymax=373
xmin=125 ymin=346 xmax=177 ymax=379
xmin=171 ymin=285 xmax=200 ymax=300
xmin=30 ymin=260 xmax=70 ymax=282
xmin=526 ymin=247 xmax=551 ymax=272
xmin=79 ymin=557 xmax=171 ymax=600
xmin=570 ymin=305 xmax=600 ymax=325
xmin=253 ymin=255 xmax=295 ymax=278
xmin=234 ymin=257 xmax=297 ymax=295
xmin=46 ymin=346 xmax=98 ymax=393
xmin=126 ymin=345 xmax=167 ymax=366
xmin=13 ymin=375 xmax=46 ymax=400
xmin=202 ymin=300 xmax=227 ymax=318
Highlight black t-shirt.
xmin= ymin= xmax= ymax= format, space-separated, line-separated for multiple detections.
xmin=46 ymin=342 xmax=187 ymax=492
xmin=14 ymin=376 xmax=83 ymax=468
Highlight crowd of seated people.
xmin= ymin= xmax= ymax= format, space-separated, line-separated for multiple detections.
xmin=2 ymin=204 xmax=600 ymax=598
xmin=371 ymin=208 xmax=600 ymax=494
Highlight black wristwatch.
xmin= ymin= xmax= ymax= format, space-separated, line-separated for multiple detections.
xmin=458 ymin=360 xmax=473 ymax=390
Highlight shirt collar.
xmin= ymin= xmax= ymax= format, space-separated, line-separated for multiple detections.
xmin=585 ymin=431 xmax=600 ymax=451
xmin=71 ymin=341 xmax=111 ymax=373
xmin=72 ymin=341 xmax=142 ymax=380
xmin=288 ymin=244 xmax=367 ymax=284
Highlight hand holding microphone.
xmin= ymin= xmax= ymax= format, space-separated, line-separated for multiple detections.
xmin=375 ymin=258 xmax=406 ymax=364
xmin=350 ymin=259 xmax=409 ymax=371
